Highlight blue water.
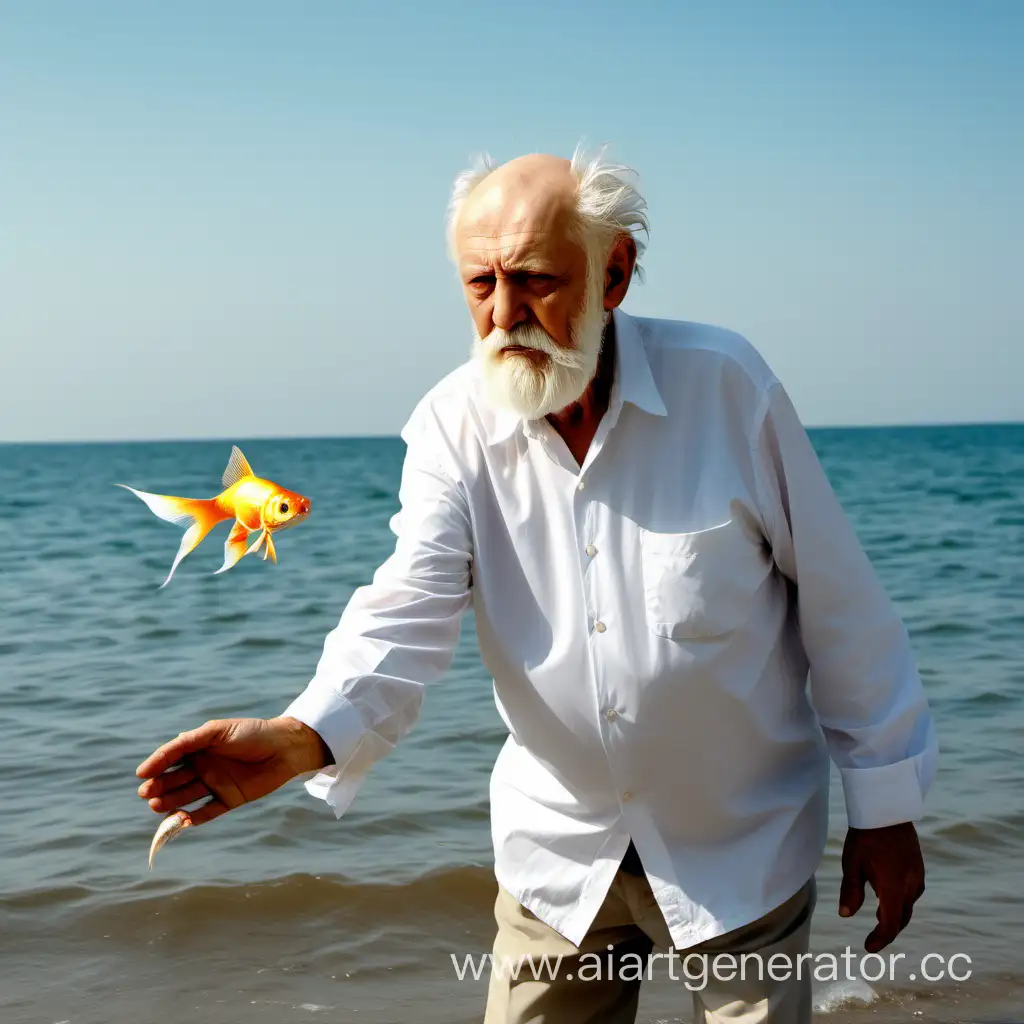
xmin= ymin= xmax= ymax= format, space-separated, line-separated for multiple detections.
xmin=1 ymin=426 xmax=1022 ymax=1023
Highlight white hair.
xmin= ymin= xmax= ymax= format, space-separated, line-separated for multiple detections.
xmin=445 ymin=142 xmax=650 ymax=282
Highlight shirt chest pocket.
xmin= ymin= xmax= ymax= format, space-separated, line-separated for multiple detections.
xmin=638 ymin=519 xmax=771 ymax=640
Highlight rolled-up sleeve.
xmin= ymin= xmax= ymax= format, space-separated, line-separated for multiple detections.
xmin=282 ymin=408 xmax=473 ymax=818
xmin=751 ymin=380 xmax=938 ymax=829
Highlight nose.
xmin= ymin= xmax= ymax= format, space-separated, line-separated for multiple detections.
xmin=491 ymin=278 xmax=527 ymax=333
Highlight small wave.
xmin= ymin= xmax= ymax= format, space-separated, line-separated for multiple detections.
xmin=954 ymin=490 xmax=1008 ymax=504
xmin=966 ymin=488 xmax=1018 ymax=502
xmin=931 ymin=811 xmax=1024 ymax=853
xmin=138 ymin=628 xmax=181 ymax=640
xmin=228 ymin=636 xmax=289 ymax=649
xmin=910 ymin=621 xmax=977 ymax=637
xmin=957 ymin=689 xmax=1019 ymax=706
xmin=993 ymin=514 xmax=1024 ymax=527
xmin=53 ymin=633 xmax=120 ymax=651
xmin=38 ymin=548 xmax=89 ymax=561
xmin=345 ymin=801 xmax=490 ymax=839
xmin=3 ymin=497 xmax=46 ymax=511
xmin=0 ymin=884 xmax=95 ymax=913
xmin=210 ymin=610 xmax=250 ymax=624
xmin=1 ymin=865 xmax=499 ymax=941
xmin=933 ymin=535 xmax=973 ymax=549
xmin=290 ymin=602 xmax=326 ymax=617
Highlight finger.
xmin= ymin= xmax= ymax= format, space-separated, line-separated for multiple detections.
xmin=188 ymin=797 xmax=229 ymax=826
xmin=900 ymin=896 xmax=915 ymax=932
xmin=901 ymin=876 xmax=926 ymax=930
xmin=839 ymin=866 xmax=865 ymax=918
xmin=136 ymin=723 xmax=223 ymax=779
xmin=147 ymin=780 xmax=211 ymax=814
xmin=138 ymin=764 xmax=198 ymax=799
xmin=865 ymin=889 xmax=901 ymax=953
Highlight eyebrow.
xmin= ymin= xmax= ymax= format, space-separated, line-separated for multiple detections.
xmin=462 ymin=259 xmax=557 ymax=276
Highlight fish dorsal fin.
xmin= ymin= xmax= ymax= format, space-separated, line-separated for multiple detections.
xmin=222 ymin=445 xmax=254 ymax=488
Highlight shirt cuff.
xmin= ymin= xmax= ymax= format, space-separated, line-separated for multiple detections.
xmin=282 ymin=684 xmax=369 ymax=818
xmin=839 ymin=751 xmax=931 ymax=829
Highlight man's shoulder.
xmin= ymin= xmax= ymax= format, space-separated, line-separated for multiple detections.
xmin=399 ymin=359 xmax=489 ymax=451
xmin=415 ymin=359 xmax=479 ymax=410
xmin=632 ymin=314 xmax=779 ymax=397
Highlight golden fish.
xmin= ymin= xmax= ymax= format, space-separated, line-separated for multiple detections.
xmin=118 ymin=445 xmax=311 ymax=587
xmin=148 ymin=810 xmax=191 ymax=869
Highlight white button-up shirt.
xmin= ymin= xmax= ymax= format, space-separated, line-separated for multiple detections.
xmin=284 ymin=307 xmax=938 ymax=949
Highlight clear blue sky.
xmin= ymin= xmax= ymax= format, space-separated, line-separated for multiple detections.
xmin=3 ymin=0 xmax=1021 ymax=442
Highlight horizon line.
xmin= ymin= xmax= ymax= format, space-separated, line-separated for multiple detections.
xmin=2 ymin=417 xmax=1023 ymax=447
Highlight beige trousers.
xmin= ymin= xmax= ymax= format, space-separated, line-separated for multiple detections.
xmin=483 ymin=867 xmax=816 ymax=1024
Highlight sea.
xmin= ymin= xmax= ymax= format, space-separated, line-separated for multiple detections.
xmin=1 ymin=425 xmax=1022 ymax=1024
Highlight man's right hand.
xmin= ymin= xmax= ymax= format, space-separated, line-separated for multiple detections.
xmin=136 ymin=716 xmax=333 ymax=826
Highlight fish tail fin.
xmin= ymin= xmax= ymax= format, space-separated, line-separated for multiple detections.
xmin=116 ymin=485 xmax=226 ymax=586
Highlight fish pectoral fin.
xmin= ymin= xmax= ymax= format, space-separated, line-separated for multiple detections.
xmin=221 ymin=445 xmax=254 ymax=489
xmin=214 ymin=521 xmax=251 ymax=575
xmin=246 ymin=529 xmax=267 ymax=555
xmin=263 ymin=532 xmax=277 ymax=563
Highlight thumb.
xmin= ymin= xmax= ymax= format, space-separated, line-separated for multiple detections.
xmin=839 ymin=867 xmax=866 ymax=918
xmin=136 ymin=720 xmax=226 ymax=779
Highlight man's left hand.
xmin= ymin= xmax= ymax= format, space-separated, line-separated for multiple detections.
xmin=838 ymin=822 xmax=926 ymax=953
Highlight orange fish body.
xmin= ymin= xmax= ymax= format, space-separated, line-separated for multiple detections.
xmin=118 ymin=446 xmax=311 ymax=587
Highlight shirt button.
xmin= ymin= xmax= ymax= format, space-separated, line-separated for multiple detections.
xmin=604 ymin=708 xmax=618 ymax=721
xmin=622 ymin=791 xmax=633 ymax=803
xmin=594 ymin=620 xmax=606 ymax=633
xmin=577 ymin=480 xmax=585 ymax=491
xmin=585 ymin=544 xmax=597 ymax=557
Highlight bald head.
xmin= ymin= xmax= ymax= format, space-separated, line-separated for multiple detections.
xmin=456 ymin=153 xmax=577 ymax=230
xmin=447 ymin=144 xmax=648 ymax=276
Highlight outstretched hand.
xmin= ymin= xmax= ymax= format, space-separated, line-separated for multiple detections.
xmin=838 ymin=822 xmax=926 ymax=953
xmin=136 ymin=716 xmax=333 ymax=826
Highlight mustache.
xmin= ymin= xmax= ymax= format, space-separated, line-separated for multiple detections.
xmin=478 ymin=323 xmax=587 ymax=370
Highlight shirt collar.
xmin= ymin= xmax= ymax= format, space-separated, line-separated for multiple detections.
xmin=481 ymin=307 xmax=667 ymax=446
xmin=612 ymin=306 xmax=668 ymax=419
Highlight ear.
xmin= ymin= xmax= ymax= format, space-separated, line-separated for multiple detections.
xmin=603 ymin=235 xmax=637 ymax=311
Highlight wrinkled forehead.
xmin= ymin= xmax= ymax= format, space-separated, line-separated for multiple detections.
xmin=455 ymin=181 xmax=585 ymax=270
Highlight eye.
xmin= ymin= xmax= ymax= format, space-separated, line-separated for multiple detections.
xmin=528 ymin=274 xmax=557 ymax=295
xmin=280 ymin=502 xmax=289 ymax=513
xmin=468 ymin=274 xmax=495 ymax=294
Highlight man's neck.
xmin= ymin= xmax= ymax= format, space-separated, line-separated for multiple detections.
xmin=546 ymin=321 xmax=616 ymax=468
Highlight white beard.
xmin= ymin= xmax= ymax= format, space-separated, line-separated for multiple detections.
xmin=471 ymin=276 xmax=609 ymax=421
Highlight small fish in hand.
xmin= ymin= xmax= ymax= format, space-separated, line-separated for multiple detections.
xmin=148 ymin=810 xmax=191 ymax=869
xmin=118 ymin=445 xmax=311 ymax=587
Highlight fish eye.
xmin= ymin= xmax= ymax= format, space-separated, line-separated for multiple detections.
xmin=280 ymin=501 xmax=289 ymax=513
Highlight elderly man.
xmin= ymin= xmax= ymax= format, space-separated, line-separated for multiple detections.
xmin=137 ymin=149 xmax=937 ymax=1023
